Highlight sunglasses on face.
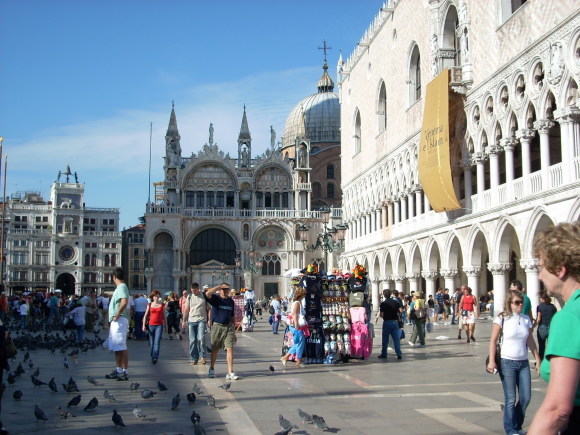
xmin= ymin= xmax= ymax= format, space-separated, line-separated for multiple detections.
xmin=512 ymin=300 xmax=523 ymax=306
xmin=220 ymin=287 xmax=230 ymax=291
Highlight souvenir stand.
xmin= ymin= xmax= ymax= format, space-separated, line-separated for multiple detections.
xmin=282 ymin=264 xmax=372 ymax=364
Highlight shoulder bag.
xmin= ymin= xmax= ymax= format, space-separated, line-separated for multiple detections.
xmin=485 ymin=315 xmax=504 ymax=374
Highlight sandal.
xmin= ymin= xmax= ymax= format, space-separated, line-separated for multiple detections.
xmin=280 ymin=357 xmax=287 ymax=367
xmin=296 ymin=363 xmax=305 ymax=368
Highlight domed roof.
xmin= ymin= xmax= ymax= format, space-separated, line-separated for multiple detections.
xmin=282 ymin=61 xmax=340 ymax=148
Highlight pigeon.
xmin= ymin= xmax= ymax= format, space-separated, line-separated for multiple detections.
xmin=132 ymin=405 xmax=146 ymax=420
xmin=12 ymin=390 xmax=22 ymax=401
xmin=31 ymin=375 xmax=47 ymax=388
xmin=206 ymin=394 xmax=215 ymax=408
xmin=190 ymin=410 xmax=201 ymax=425
xmin=34 ymin=404 xmax=49 ymax=422
xmin=279 ymin=415 xmax=298 ymax=433
xmin=15 ymin=363 xmax=25 ymax=376
xmin=7 ymin=372 xmax=15 ymax=386
xmin=297 ymin=408 xmax=313 ymax=424
xmin=112 ymin=409 xmax=125 ymax=428
xmin=218 ymin=382 xmax=231 ymax=392
xmin=84 ymin=397 xmax=98 ymax=412
xmin=57 ymin=406 xmax=74 ymax=420
xmin=23 ymin=351 xmax=30 ymax=362
xmin=87 ymin=376 xmax=100 ymax=386
xmin=193 ymin=423 xmax=207 ymax=435
xmin=63 ymin=358 xmax=69 ymax=369
xmin=104 ymin=390 xmax=117 ymax=402
xmin=186 ymin=392 xmax=196 ymax=403
xmin=129 ymin=382 xmax=140 ymax=392
xmin=192 ymin=383 xmax=203 ymax=394
xmin=274 ymin=431 xmax=292 ymax=435
xmin=141 ymin=390 xmax=156 ymax=400
xmin=32 ymin=367 xmax=40 ymax=377
xmin=67 ymin=394 xmax=82 ymax=408
xmin=48 ymin=377 xmax=58 ymax=392
xmin=171 ymin=393 xmax=180 ymax=410
xmin=67 ymin=377 xmax=79 ymax=392
xmin=312 ymin=414 xmax=329 ymax=431
xmin=269 ymin=365 xmax=275 ymax=373
xmin=28 ymin=361 xmax=34 ymax=369
xmin=157 ymin=381 xmax=168 ymax=392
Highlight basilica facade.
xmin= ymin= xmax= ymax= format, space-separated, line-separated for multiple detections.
xmin=143 ymin=62 xmax=342 ymax=297
xmin=338 ymin=0 xmax=580 ymax=312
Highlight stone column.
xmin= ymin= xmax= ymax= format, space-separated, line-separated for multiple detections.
xmin=472 ymin=152 xmax=486 ymax=195
xmin=381 ymin=203 xmax=388 ymax=229
xmin=408 ymin=191 xmax=415 ymax=219
xmin=394 ymin=275 xmax=405 ymax=294
xmin=421 ymin=271 xmax=438 ymax=299
xmin=415 ymin=188 xmax=423 ymax=216
xmin=424 ymin=192 xmax=431 ymax=212
xmin=461 ymin=160 xmax=473 ymax=211
xmin=517 ymin=128 xmax=536 ymax=194
xmin=488 ymin=263 xmax=511 ymax=314
xmin=520 ymin=259 xmax=540 ymax=315
xmin=533 ymin=119 xmax=555 ymax=188
xmin=500 ymin=137 xmax=517 ymax=184
xmin=555 ymin=107 xmax=580 ymax=183
xmin=440 ymin=269 xmax=458 ymax=294
xmin=387 ymin=201 xmax=394 ymax=227
xmin=381 ymin=276 xmax=392 ymax=293
xmin=463 ymin=266 xmax=481 ymax=299
xmin=406 ymin=273 xmax=420 ymax=294
xmin=487 ymin=145 xmax=501 ymax=190
xmin=394 ymin=199 xmax=400 ymax=225
xmin=401 ymin=195 xmax=408 ymax=221
xmin=371 ymin=277 xmax=380 ymax=312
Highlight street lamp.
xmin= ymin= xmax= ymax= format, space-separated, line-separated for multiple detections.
xmin=299 ymin=207 xmax=348 ymax=271
xmin=234 ymin=249 xmax=263 ymax=289
xmin=212 ymin=264 xmax=230 ymax=286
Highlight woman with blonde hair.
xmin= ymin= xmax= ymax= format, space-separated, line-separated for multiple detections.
xmin=280 ymin=288 xmax=307 ymax=368
xmin=487 ymin=290 xmax=540 ymax=435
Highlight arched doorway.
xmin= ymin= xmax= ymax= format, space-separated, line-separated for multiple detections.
xmin=56 ymin=273 xmax=76 ymax=296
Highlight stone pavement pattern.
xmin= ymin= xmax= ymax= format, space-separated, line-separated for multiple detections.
xmin=1 ymin=316 xmax=547 ymax=434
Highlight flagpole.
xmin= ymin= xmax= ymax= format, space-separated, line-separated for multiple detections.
xmin=148 ymin=122 xmax=152 ymax=206
xmin=0 ymin=154 xmax=7 ymax=290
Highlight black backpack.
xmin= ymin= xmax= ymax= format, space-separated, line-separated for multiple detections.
xmin=268 ymin=305 xmax=275 ymax=315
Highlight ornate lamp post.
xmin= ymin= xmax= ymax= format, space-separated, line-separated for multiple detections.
xmin=234 ymin=248 xmax=263 ymax=290
xmin=212 ymin=263 xmax=230 ymax=286
xmin=299 ymin=207 xmax=348 ymax=271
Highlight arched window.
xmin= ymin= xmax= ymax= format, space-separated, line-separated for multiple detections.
xmin=377 ymin=82 xmax=387 ymax=132
xmin=409 ymin=45 xmax=422 ymax=104
xmin=354 ymin=110 xmax=362 ymax=154
xmin=327 ymin=183 xmax=335 ymax=199
xmin=327 ymin=164 xmax=335 ymax=179
xmin=91 ymin=254 xmax=97 ymax=267
xmin=84 ymin=254 xmax=90 ymax=266
xmin=104 ymin=254 xmax=110 ymax=267
xmin=261 ymin=254 xmax=281 ymax=276
xmin=111 ymin=254 xmax=117 ymax=267
xmin=190 ymin=229 xmax=236 ymax=265
xmin=441 ymin=6 xmax=459 ymax=68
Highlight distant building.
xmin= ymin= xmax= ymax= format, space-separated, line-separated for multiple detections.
xmin=338 ymin=0 xmax=580 ymax=312
xmin=3 ymin=166 xmax=121 ymax=295
xmin=121 ymin=223 xmax=147 ymax=293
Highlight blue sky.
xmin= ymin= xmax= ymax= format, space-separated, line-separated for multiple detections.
xmin=0 ymin=0 xmax=380 ymax=229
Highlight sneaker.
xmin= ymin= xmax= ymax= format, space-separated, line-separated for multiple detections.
xmin=377 ymin=354 xmax=387 ymax=359
xmin=408 ymin=341 xmax=415 ymax=347
xmin=199 ymin=357 xmax=206 ymax=365
xmin=166 ymin=336 xmax=173 ymax=340
xmin=470 ymin=336 xmax=476 ymax=342
xmin=152 ymin=359 xmax=158 ymax=364
xmin=105 ymin=370 xmax=119 ymax=379
xmin=116 ymin=372 xmax=128 ymax=381
xmin=226 ymin=372 xmax=239 ymax=380
xmin=397 ymin=355 xmax=402 ymax=360
xmin=208 ymin=368 xmax=215 ymax=378
xmin=417 ymin=344 xmax=426 ymax=348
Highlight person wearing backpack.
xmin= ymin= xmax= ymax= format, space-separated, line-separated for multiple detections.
xmin=270 ymin=295 xmax=281 ymax=334
xmin=409 ymin=292 xmax=426 ymax=347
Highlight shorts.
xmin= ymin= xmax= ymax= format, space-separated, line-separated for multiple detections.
xmin=444 ymin=305 xmax=451 ymax=315
xmin=108 ymin=316 xmax=128 ymax=351
xmin=438 ymin=305 xmax=445 ymax=314
xmin=462 ymin=311 xmax=476 ymax=324
xmin=211 ymin=322 xmax=236 ymax=350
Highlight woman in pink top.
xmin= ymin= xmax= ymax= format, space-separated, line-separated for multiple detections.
xmin=143 ymin=290 xmax=166 ymax=364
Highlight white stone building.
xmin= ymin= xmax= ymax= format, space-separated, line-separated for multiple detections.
xmin=4 ymin=166 xmax=122 ymax=295
xmin=338 ymin=0 xmax=580 ymax=312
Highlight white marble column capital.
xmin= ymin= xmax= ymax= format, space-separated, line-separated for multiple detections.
xmin=533 ymin=119 xmax=555 ymax=134
xmin=439 ymin=269 xmax=458 ymax=279
xmin=421 ymin=270 xmax=439 ymax=280
xmin=519 ymin=258 xmax=539 ymax=272
xmin=487 ymin=262 xmax=511 ymax=275
xmin=463 ymin=266 xmax=481 ymax=276
xmin=516 ymin=128 xmax=536 ymax=141
xmin=499 ymin=137 xmax=517 ymax=152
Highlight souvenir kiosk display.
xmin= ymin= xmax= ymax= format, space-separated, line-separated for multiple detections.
xmin=281 ymin=264 xmax=372 ymax=364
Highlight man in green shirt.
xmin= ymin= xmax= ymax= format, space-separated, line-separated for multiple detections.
xmin=105 ymin=267 xmax=130 ymax=381
xmin=528 ymin=222 xmax=580 ymax=434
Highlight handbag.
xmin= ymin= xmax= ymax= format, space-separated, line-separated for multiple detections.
xmin=4 ymin=334 xmax=17 ymax=359
xmin=485 ymin=316 xmax=504 ymax=373
xmin=268 ymin=305 xmax=275 ymax=315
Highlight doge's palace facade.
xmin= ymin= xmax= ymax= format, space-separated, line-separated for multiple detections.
xmin=339 ymin=0 xmax=580 ymax=312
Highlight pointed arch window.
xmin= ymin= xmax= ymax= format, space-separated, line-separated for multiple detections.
xmin=104 ymin=254 xmax=110 ymax=267
xmin=377 ymin=82 xmax=387 ymax=132
xmin=84 ymin=254 xmax=90 ymax=266
xmin=354 ymin=110 xmax=362 ymax=154
xmin=111 ymin=254 xmax=117 ymax=267
xmin=409 ymin=45 xmax=422 ymax=104
xmin=327 ymin=164 xmax=335 ymax=179
xmin=91 ymin=253 xmax=97 ymax=267
xmin=261 ymin=254 xmax=281 ymax=276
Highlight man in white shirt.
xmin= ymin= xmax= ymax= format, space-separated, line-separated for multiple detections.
xmin=181 ymin=283 xmax=208 ymax=365
xmin=133 ymin=294 xmax=149 ymax=339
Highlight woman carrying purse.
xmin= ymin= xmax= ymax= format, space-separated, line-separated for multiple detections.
xmin=280 ymin=289 xmax=307 ymax=368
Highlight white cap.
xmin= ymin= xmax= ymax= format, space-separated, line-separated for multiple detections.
xmin=203 ymin=285 xmax=209 ymax=289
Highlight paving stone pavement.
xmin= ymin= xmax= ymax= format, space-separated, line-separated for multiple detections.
xmin=0 ymin=314 xmax=547 ymax=434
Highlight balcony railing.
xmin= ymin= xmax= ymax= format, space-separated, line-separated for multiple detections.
xmin=145 ymin=206 xmax=335 ymax=221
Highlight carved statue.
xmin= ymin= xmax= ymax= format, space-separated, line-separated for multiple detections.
xmin=270 ymin=126 xmax=276 ymax=149
xmin=459 ymin=1 xmax=468 ymax=23
xmin=56 ymin=171 xmax=61 ymax=182
xmin=209 ymin=122 xmax=214 ymax=144
xmin=548 ymin=42 xmax=564 ymax=85
xmin=241 ymin=147 xmax=249 ymax=167
xmin=298 ymin=147 xmax=306 ymax=167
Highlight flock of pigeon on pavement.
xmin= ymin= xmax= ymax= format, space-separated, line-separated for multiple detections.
xmin=2 ymin=316 xmax=332 ymax=434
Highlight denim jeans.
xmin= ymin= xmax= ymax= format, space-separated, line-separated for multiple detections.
xmin=380 ymin=320 xmax=402 ymax=357
xmin=272 ymin=314 xmax=280 ymax=334
xmin=500 ymin=358 xmax=531 ymax=434
xmin=134 ymin=311 xmax=146 ymax=339
xmin=76 ymin=324 xmax=85 ymax=343
xmin=48 ymin=306 xmax=60 ymax=325
xmin=148 ymin=324 xmax=163 ymax=360
xmin=188 ymin=320 xmax=207 ymax=362
xmin=20 ymin=315 xmax=26 ymax=329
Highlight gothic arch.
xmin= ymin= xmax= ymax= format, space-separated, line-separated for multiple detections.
xmin=394 ymin=245 xmax=407 ymax=276
xmin=567 ymin=196 xmax=580 ymax=222
xmin=425 ymin=236 xmax=442 ymax=271
xmin=522 ymin=208 xmax=554 ymax=258
xmin=444 ymin=231 xmax=463 ymax=270
xmin=493 ymin=216 xmax=520 ymax=263
xmin=409 ymin=242 xmax=422 ymax=274
xmin=376 ymin=79 xmax=387 ymax=133
xmin=466 ymin=224 xmax=490 ymax=267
